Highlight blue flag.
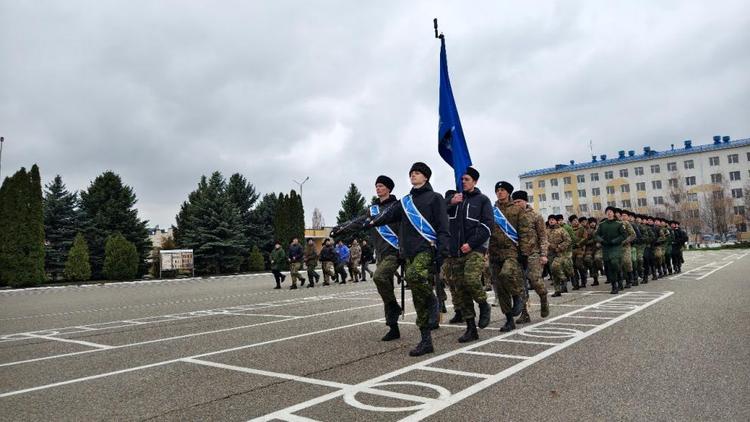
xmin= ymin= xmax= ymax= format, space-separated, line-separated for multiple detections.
xmin=437 ymin=37 xmax=472 ymax=192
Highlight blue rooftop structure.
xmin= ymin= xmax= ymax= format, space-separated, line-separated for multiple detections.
xmin=519 ymin=136 xmax=749 ymax=178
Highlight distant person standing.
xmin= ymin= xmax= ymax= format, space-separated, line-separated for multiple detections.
xmin=269 ymin=241 xmax=287 ymax=289
xmin=349 ymin=239 xmax=362 ymax=282
xmin=360 ymin=239 xmax=374 ymax=281
xmin=335 ymin=240 xmax=350 ymax=284
xmin=287 ymin=238 xmax=306 ymax=289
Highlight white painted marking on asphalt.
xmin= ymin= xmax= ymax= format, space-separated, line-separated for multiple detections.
xmin=696 ymin=261 xmax=734 ymax=280
xmin=417 ymin=366 xmax=491 ymax=379
xmin=563 ymin=315 xmax=616 ymax=320
xmin=25 ymin=334 xmax=113 ymax=350
xmin=546 ymin=322 xmax=599 ymax=327
xmin=461 ymin=350 xmax=530 ymax=360
xmin=495 ymin=339 xmax=559 ymax=346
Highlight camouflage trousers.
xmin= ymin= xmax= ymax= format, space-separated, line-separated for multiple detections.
xmin=654 ymin=246 xmax=664 ymax=266
xmin=321 ymin=261 xmax=335 ymax=283
xmin=350 ymin=258 xmax=361 ymax=279
xmin=373 ymin=255 xmax=401 ymax=324
xmin=289 ymin=262 xmax=305 ymax=286
xmin=489 ymin=255 xmax=523 ymax=314
xmin=405 ymin=252 xmax=437 ymax=329
xmin=442 ymin=252 xmax=487 ymax=321
xmin=562 ymin=254 xmax=574 ymax=278
xmin=549 ymin=256 xmax=567 ymax=293
xmin=664 ymin=247 xmax=672 ymax=268
xmin=635 ymin=245 xmax=645 ymax=275
xmin=522 ymin=254 xmax=547 ymax=307
xmin=621 ymin=245 xmax=633 ymax=273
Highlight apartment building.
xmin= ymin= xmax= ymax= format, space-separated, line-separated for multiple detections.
xmin=518 ymin=136 xmax=750 ymax=232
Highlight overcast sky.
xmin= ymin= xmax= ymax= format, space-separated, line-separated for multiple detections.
xmin=2 ymin=1 xmax=748 ymax=228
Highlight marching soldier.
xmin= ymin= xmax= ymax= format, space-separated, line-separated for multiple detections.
xmin=319 ymin=239 xmax=336 ymax=286
xmin=584 ymin=217 xmax=602 ymax=286
xmin=617 ymin=210 xmax=636 ymax=289
xmin=303 ymin=238 xmax=320 ymax=287
xmin=350 ymin=239 xmax=362 ymax=282
xmin=288 ymin=238 xmax=306 ymax=289
xmin=547 ymin=215 xmax=571 ymax=297
xmin=595 ymin=206 xmax=628 ymax=294
xmin=569 ymin=215 xmax=587 ymax=289
xmin=370 ymin=162 xmax=450 ymax=356
xmin=488 ymin=181 xmax=529 ymax=332
xmin=443 ymin=167 xmax=493 ymax=343
xmin=512 ymin=190 xmax=549 ymax=324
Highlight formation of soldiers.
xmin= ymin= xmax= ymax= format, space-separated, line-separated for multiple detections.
xmin=315 ymin=163 xmax=690 ymax=357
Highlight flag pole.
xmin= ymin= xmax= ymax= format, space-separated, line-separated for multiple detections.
xmin=434 ymin=18 xmax=443 ymax=40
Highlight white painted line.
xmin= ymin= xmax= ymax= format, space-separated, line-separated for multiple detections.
xmin=669 ymin=262 xmax=714 ymax=279
xmin=417 ymin=366 xmax=492 ymax=379
xmin=546 ymin=322 xmax=599 ymax=327
xmin=722 ymin=254 xmax=738 ymax=260
xmin=696 ymin=261 xmax=734 ymax=280
xmin=564 ymin=315 xmax=616 ymax=320
xmin=460 ymin=351 xmax=529 ymax=360
xmin=495 ymin=339 xmax=559 ymax=346
xmin=25 ymin=335 xmax=113 ymax=350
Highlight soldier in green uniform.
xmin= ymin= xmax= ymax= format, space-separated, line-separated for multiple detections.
xmin=584 ymin=217 xmax=602 ymax=286
xmin=558 ymin=215 xmax=575 ymax=292
xmin=488 ymin=181 xmax=529 ymax=332
xmin=547 ymin=215 xmax=572 ymax=297
xmin=617 ymin=210 xmax=637 ymax=289
xmin=370 ymin=162 xmax=450 ymax=357
xmin=443 ymin=167 xmax=493 ymax=342
xmin=303 ymin=238 xmax=320 ymax=288
xmin=512 ymin=190 xmax=550 ymax=324
xmin=595 ymin=206 xmax=628 ymax=294
xmin=569 ymin=215 xmax=588 ymax=289
xmin=664 ymin=221 xmax=674 ymax=275
xmin=634 ymin=214 xmax=649 ymax=284
xmin=270 ymin=241 xmax=287 ymax=289
xmin=654 ymin=218 xmax=668 ymax=278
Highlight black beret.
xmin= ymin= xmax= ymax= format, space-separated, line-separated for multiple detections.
xmin=605 ymin=206 xmax=616 ymax=213
xmin=547 ymin=214 xmax=557 ymax=221
xmin=375 ymin=175 xmax=395 ymax=191
xmin=409 ymin=162 xmax=432 ymax=180
xmin=555 ymin=214 xmax=564 ymax=220
xmin=465 ymin=166 xmax=480 ymax=181
xmin=495 ymin=181 xmax=514 ymax=194
xmin=511 ymin=190 xmax=528 ymax=202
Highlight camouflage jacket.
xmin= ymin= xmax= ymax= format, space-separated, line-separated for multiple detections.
xmin=350 ymin=244 xmax=362 ymax=262
xmin=582 ymin=226 xmax=598 ymax=255
xmin=489 ymin=199 xmax=526 ymax=260
xmin=621 ymin=221 xmax=636 ymax=247
xmin=519 ymin=205 xmax=548 ymax=257
xmin=572 ymin=224 xmax=586 ymax=251
xmin=303 ymin=244 xmax=319 ymax=266
xmin=639 ymin=223 xmax=654 ymax=247
xmin=547 ymin=225 xmax=572 ymax=258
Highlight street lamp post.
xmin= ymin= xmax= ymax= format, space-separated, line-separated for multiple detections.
xmin=0 ymin=137 xmax=5 ymax=182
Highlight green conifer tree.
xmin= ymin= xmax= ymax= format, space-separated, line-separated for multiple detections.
xmin=248 ymin=245 xmax=265 ymax=271
xmin=336 ymin=183 xmax=367 ymax=245
xmin=103 ymin=233 xmax=139 ymax=281
xmin=44 ymin=175 xmax=81 ymax=281
xmin=64 ymin=233 xmax=91 ymax=281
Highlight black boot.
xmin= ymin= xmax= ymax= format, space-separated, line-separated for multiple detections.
xmin=500 ymin=312 xmax=516 ymax=332
xmin=381 ymin=325 xmax=400 ymax=341
xmin=458 ymin=318 xmax=479 ymax=343
xmin=592 ymin=276 xmax=600 ymax=286
xmin=478 ymin=301 xmax=492 ymax=328
xmin=631 ymin=272 xmax=639 ymax=287
xmin=440 ymin=302 xmax=447 ymax=313
xmin=515 ymin=310 xmax=531 ymax=324
xmin=427 ymin=294 xmax=440 ymax=330
xmin=448 ymin=310 xmax=463 ymax=324
xmin=384 ymin=301 xmax=402 ymax=326
xmin=409 ymin=328 xmax=434 ymax=357
xmin=511 ymin=295 xmax=524 ymax=317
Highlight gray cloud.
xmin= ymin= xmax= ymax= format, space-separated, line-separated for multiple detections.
xmin=1 ymin=0 xmax=748 ymax=228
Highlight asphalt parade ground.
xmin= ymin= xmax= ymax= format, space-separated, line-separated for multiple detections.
xmin=1 ymin=250 xmax=749 ymax=421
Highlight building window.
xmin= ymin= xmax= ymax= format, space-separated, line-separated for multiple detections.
xmin=593 ymin=203 xmax=602 ymax=211
xmin=689 ymin=209 xmax=699 ymax=218
xmin=713 ymin=190 xmax=724 ymax=200
xmin=590 ymin=173 xmax=599 ymax=182
xmin=652 ymin=180 xmax=663 ymax=189
xmin=730 ymin=171 xmax=741 ymax=181
xmin=735 ymin=206 xmax=746 ymax=216
xmin=667 ymin=162 xmax=677 ymax=171
xmin=621 ymin=199 xmax=632 ymax=208
xmin=579 ymin=204 xmax=589 ymax=212
xmin=685 ymin=176 xmax=696 ymax=186
xmin=553 ymin=206 xmax=560 ymax=214
xmin=550 ymin=178 xmax=558 ymax=187
xmin=606 ymin=186 xmax=615 ymax=195
xmin=552 ymin=192 xmax=559 ymax=200
xmin=621 ymin=184 xmax=630 ymax=193
xmin=577 ymin=175 xmax=585 ymax=183
xmin=650 ymin=164 xmax=660 ymax=174
xmin=684 ymin=160 xmax=694 ymax=169
xmin=525 ymin=181 xmax=533 ymax=189
xmin=619 ymin=169 xmax=629 ymax=178
xmin=634 ymin=167 xmax=644 ymax=176
xmin=636 ymin=182 xmax=646 ymax=191
xmin=637 ymin=198 xmax=648 ymax=207
xmin=563 ymin=176 xmax=572 ymax=185
xmin=565 ymin=205 xmax=574 ymax=214
xmin=578 ymin=189 xmax=586 ymax=198
xmin=605 ymin=171 xmax=613 ymax=179
xmin=711 ymin=173 xmax=722 ymax=183
xmin=607 ymin=201 xmax=616 ymax=207
xmin=653 ymin=196 xmax=664 ymax=205
xmin=592 ymin=187 xmax=601 ymax=196
xmin=564 ymin=191 xmax=573 ymax=199
xmin=728 ymin=154 xmax=739 ymax=164
xmin=731 ymin=188 xmax=743 ymax=198
xmin=538 ymin=180 xmax=545 ymax=188
xmin=709 ymin=156 xmax=719 ymax=166
xmin=668 ymin=178 xmax=678 ymax=188
xmin=529 ymin=195 xmax=534 ymax=203
xmin=687 ymin=193 xmax=698 ymax=202
xmin=538 ymin=193 xmax=546 ymax=202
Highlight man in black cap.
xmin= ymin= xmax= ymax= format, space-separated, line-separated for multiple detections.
xmin=443 ymin=166 xmax=493 ymax=343
xmin=488 ymin=181 xmax=529 ymax=332
xmin=595 ymin=206 xmax=627 ymax=294
xmin=512 ymin=190 xmax=550 ymax=323
xmin=369 ymin=175 xmax=404 ymax=341
xmin=370 ymin=162 xmax=450 ymax=356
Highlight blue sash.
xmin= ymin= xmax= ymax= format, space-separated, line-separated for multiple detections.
xmin=402 ymin=194 xmax=437 ymax=244
xmin=370 ymin=205 xmax=399 ymax=250
xmin=493 ymin=206 xmax=518 ymax=244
